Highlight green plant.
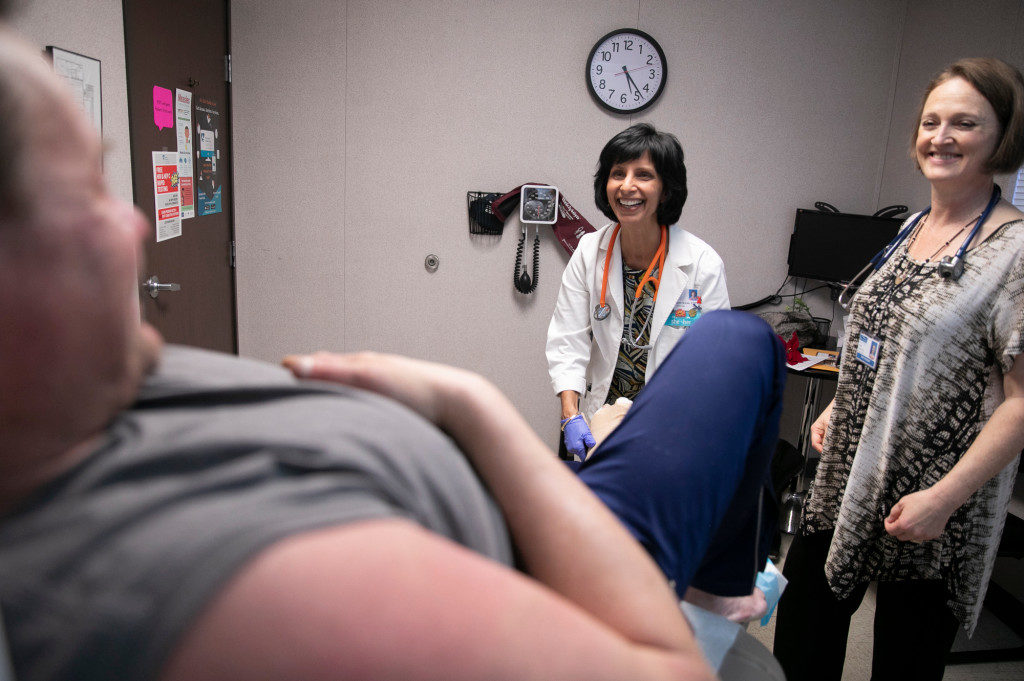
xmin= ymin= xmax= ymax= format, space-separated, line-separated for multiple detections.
xmin=787 ymin=297 xmax=811 ymax=315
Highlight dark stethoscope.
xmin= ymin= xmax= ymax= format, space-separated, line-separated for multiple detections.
xmin=838 ymin=185 xmax=1001 ymax=309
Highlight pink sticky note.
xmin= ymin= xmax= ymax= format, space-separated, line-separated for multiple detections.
xmin=153 ymin=86 xmax=173 ymax=130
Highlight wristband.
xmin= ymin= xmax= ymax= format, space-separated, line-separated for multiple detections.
xmin=560 ymin=414 xmax=582 ymax=431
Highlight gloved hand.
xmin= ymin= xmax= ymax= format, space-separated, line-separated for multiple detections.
xmin=561 ymin=414 xmax=596 ymax=461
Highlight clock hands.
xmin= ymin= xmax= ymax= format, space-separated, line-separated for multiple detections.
xmin=621 ymin=66 xmax=644 ymax=100
xmin=614 ymin=64 xmax=647 ymax=75
xmin=613 ymin=65 xmax=651 ymax=77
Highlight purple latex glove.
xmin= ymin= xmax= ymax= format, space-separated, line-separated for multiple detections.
xmin=562 ymin=415 xmax=596 ymax=460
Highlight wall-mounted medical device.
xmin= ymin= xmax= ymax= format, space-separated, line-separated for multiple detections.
xmin=519 ymin=184 xmax=559 ymax=224
xmin=513 ymin=184 xmax=559 ymax=294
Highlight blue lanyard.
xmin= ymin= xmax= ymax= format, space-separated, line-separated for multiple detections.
xmin=870 ymin=184 xmax=1001 ymax=272
xmin=839 ymin=185 xmax=1001 ymax=309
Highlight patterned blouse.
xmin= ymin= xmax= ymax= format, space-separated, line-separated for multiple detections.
xmin=607 ymin=264 xmax=657 ymax=404
xmin=801 ymin=214 xmax=1024 ymax=633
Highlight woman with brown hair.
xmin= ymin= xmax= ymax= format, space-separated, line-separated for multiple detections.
xmin=774 ymin=57 xmax=1024 ymax=680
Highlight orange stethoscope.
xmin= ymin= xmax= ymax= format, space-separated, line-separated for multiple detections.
xmin=593 ymin=223 xmax=667 ymax=350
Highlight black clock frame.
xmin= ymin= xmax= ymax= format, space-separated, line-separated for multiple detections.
xmin=585 ymin=28 xmax=667 ymax=114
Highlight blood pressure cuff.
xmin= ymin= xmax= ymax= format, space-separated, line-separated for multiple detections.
xmin=492 ymin=184 xmax=596 ymax=255
xmin=468 ymin=192 xmax=505 ymax=234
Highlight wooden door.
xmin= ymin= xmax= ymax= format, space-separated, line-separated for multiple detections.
xmin=124 ymin=0 xmax=237 ymax=353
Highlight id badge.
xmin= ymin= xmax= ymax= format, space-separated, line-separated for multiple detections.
xmin=855 ymin=331 xmax=881 ymax=370
xmin=665 ymin=288 xmax=702 ymax=328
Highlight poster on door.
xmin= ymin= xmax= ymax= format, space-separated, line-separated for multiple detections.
xmin=177 ymin=153 xmax=194 ymax=219
xmin=152 ymin=151 xmax=181 ymax=242
xmin=175 ymin=89 xmax=194 ymax=220
xmin=195 ymin=96 xmax=222 ymax=216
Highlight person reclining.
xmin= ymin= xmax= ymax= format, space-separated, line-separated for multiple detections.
xmin=0 ymin=24 xmax=782 ymax=681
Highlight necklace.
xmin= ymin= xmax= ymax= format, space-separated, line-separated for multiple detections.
xmin=895 ymin=213 xmax=979 ymax=287
xmin=908 ymin=213 xmax=980 ymax=262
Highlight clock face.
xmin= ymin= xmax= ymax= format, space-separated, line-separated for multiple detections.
xmin=586 ymin=29 xmax=666 ymax=114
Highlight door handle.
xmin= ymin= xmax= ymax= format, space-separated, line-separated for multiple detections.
xmin=142 ymin=275 xmax=181 ymax=299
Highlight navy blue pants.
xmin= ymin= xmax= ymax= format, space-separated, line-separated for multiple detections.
xmin=576 ymin=310 xmax=785 ymax=597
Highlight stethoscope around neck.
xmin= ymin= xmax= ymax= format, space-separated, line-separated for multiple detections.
xmin=593 ymin=223 xmax=668 ymax=350
xmin=838 ymin=185 xmax=1001 ymax=309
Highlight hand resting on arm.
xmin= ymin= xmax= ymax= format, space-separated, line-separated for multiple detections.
xmin=157 ymin=352 xmax=713 ymax=681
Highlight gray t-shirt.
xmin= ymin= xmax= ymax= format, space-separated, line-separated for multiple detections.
xmin=0 ymin=346 xmax=512 ymax=681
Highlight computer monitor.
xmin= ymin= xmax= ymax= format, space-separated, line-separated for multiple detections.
xmin=787 ymin=209 xmax=904 ymax=284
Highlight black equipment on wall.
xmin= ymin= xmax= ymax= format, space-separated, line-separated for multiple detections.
xmin=513 ymin=227 xmax=540 ymax=294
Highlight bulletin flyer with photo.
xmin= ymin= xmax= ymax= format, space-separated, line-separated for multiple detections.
xmin=152 ymin=151 xmax=181 ymax=242
xmin=195 ymin=96 xmax=222 ymax=216
xmin=175 ymin=88 xmax=195 ymax=220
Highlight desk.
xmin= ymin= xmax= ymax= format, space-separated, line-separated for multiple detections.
xmin=791 ymin=364 xmax=838 ymax=469
xmin=781 ymin=364 xmax=838 ymax=533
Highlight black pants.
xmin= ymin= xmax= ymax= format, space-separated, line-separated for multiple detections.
xmin=773 ymin=530 xmax=960 ymax=681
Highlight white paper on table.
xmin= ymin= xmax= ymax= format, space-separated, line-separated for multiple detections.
xmin=786 ymin=353 xmax=831 ymax=371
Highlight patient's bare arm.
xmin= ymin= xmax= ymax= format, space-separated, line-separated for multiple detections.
xmin=263 ymin=351 xmax=713 ymax=679
xmin=157 ymin=354 xmax=712 ymax=681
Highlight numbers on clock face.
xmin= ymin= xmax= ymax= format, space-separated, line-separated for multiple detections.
xmin=586 ymin=30 xmax=665 ymax=113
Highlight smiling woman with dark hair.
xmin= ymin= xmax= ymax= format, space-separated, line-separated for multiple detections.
xmin=593 ymin=122 xmax=688 ymax=226
xmin=546 ymin=123 xmax=730 ymax=462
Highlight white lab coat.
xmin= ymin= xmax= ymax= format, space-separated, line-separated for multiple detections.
xmin=546 ymin=222 xmax=730 ymax=420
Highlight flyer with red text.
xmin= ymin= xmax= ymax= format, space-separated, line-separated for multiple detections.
xmin=152 ymin=151 xmax=181 ymax=242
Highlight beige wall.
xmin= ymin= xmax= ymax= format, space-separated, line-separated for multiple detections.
xmin=231 ymin=0 xmax=907 ymax=446
xmin=6 ymin=0 xmax=132 ymax=204
xmin=879 ymin=0 xmax=1024 ymax=209
xmin=9 ymin=0 xmax=1024 ymax=447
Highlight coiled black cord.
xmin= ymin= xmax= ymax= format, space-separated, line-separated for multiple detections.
xmin=513 ymin=231 xmax=540 ymax=294
xmin=530 ymin=233 xmax=539 ymax=291
xmin=513 ymin=231 xmax=526 ymax=290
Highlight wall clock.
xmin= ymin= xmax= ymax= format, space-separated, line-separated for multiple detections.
xmin=586 ymin=28 xmax=667 ymax=114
